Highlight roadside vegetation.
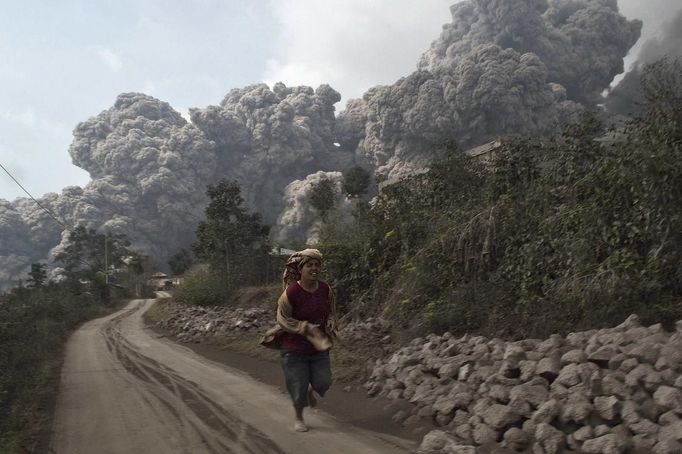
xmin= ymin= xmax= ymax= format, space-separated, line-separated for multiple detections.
xmin=172 ymin=180 xmax=273 ymax=307
xmin=0 ymin=228 xmax=151 ymax=453
xmin=317 ymin=58 xmax=682 ymax=339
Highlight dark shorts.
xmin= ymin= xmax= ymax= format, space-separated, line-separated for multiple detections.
xmin=280 ymin=350 xmax=332 ymax=408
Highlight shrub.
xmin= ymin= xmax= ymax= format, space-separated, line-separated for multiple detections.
xmin=174 ymin=266 xmax=229 ymax=306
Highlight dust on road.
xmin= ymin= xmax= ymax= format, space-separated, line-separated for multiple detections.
xmin=49 ymin=299 xmax=414 ymax=454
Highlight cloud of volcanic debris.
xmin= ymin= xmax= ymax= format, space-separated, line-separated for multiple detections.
xmin=336 ymin=0 xmax=640 ymax=185
xmin=605 ymin=9 xmax=682 ymax=116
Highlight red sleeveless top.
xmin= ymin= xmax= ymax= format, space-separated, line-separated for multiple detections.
xmin=281 ymin=281 xmax=331 ymax=354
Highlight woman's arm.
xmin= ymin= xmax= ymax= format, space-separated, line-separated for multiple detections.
xmin=276 ymin=290 xmax=311 ymax=335
xmin=326 ymin=286 xmax=338 ymax=336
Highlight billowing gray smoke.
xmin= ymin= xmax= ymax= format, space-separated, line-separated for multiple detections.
xmin=0 ymin=198 xmax=61 ymax=289
xmin=0 ymin=93 xmax=217 ymax=290
xmin=65 ymin=93 xmax=217 ymax=259
xmin=275 ymin=171 xmax=354 ymax=245
xmin=339 ymin=47 xmax=582 ymax=183
xmin=190 ymin=83 xmax=354 ymax=224
xmin=606 ymin=9 xmax=682 ymax=115
xmin=0 ymin=0 xmax=646 ymax=290
xmin=0 ymin=87 xmax=352 ymax=290
xmin=338 ymin=0 xmax=641 ymax=184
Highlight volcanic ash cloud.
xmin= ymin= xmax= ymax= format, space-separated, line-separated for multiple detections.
xmin=0 ymin=93 xmax=219 ymax=291
xmin=190 ymin=82 xmax=355 ymax=224
xmin=336 ymin=0 xmax=641 ymax=186
xmin=0 ymin=1 xmax=648 ymax=290
xmin=274 ymin=171 xmax=354 ymax=245
xmin=65 ymin=92 xmax=219 ymax=262
xmin=606 ymin=9 xmax=682 ymax=116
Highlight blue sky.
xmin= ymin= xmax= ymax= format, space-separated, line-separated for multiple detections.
xmin=1 ymin=0 xmax=679 ymax=201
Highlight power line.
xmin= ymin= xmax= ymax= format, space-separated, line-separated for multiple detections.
xmin=0 ymin=162 xmax=68 ymax=230
xmin=0 ymin=161 xmax=99 ymax=272
xmin=1 ymin=162 xmax=150 ymax=290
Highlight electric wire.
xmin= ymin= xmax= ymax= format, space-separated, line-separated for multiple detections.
xmin=0 ymin=162 xmax=68 ymax=230
xmin=0 ymin=161 xmax=104 ymax=273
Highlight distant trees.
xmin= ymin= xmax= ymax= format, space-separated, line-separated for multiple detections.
xmin=55 ymin=226 xmax=131 ymax=276
xmin=342 ymin=166 xmax=371 ymax=198
xmin=192 ymin=180 xmax=270 ymax=292
xmin=54 ymin=225 xmax=134 ymax=300
xmin=309 ymin=178 xmax=336 ymax=220
xmin=26 ymin=263 xmax=47 ymax=289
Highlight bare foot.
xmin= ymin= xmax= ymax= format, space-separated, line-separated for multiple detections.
xmin=308 ymin=386 xmax=317 ymax=408
xmin=294 ymin=420 xmax=308 ymax=432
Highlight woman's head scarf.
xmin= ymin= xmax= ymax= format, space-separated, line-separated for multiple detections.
xmin=282 ymin=248 xmax=323 ymax=288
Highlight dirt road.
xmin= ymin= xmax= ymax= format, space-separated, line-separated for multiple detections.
xmin=49 ymin=299 xmax=414 ymax=454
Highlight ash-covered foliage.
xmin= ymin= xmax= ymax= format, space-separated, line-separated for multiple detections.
xmin=319 ymin=59 xmax=682 ymax=339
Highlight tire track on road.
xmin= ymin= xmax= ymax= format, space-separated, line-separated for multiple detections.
xmin=102 ymin=302 xmax=285 ymax=454
xmin=51 ymin=299 xmax=414 ymax=454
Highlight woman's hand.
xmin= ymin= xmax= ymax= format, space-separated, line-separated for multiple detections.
xmin=305 ymin=323 xmax=321 ymax=335
xmin=325 ymin=318 xmax=336 ymax=334
xmin=305 ymin=322 xmax=332 ymax=351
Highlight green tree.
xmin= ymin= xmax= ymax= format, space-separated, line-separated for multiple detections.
xmin=54 ymin=226 xmax=133 ymax=300
xmin=342 ymin=166 xmax=371 ymax=198
xmin=310 ymin=178 xmax=336 ymax=219
xmin=174 ymin=265 xmax=226 ymax=306
xmin=26 ymin=263 xmax=47 ymax=288
xmin=55 ymin=226 xmax=130 ymax=275
xmin=168 ymin=248 xmax=193 ymax=275
xmin=121 ymin=252 xmax=148 ymax=298
xmin=192 ymin=180 xmax=270 ymax=290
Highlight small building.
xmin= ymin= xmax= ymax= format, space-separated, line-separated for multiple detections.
xmin=149 ymin=272 xmax=172 ymax=290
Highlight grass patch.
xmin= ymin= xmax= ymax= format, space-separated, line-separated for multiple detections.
xmin=145 ymin=298 xmax=173 ymax=324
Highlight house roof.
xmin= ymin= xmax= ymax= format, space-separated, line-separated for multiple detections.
xmin=270 ymin=247 xmax=296 ymax=257
xmin=465 ymin=140 xmax=502 ymax=158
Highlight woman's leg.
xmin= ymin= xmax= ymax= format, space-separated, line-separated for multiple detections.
xmin=281 ymin=352 xmax=312 ymax=430
xmin=309 ymin=351 xmax=332 ymax=398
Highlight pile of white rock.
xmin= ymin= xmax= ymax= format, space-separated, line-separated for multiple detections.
xmin=155 ymin=301 xmax=397 ymax=348
xmin=155 ymin=302 xmax=270 ymax=343
xmin=364 ymin=315 xmax=682 ymax=453
xmin=339 ymin=316 xmax=392 ymax=344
